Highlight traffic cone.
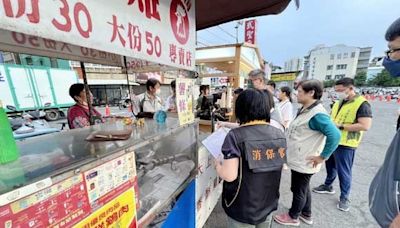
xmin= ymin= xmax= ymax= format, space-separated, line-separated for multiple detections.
xmin=105 ymin=104 xmax=111 ymax=117
xmin=379 ymin=95 xmax=383 ymax=101
xmin=387 ymin=95 xmax=392 ymax=102
xmin=397 ymin=98 xmax=400 ymax=104
xmin=371 ymin=95 xmax=375 ymax=101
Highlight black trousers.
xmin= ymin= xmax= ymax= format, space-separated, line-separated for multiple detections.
xmin=289 ymin=170 xmax=313 ymax=219
xmin=397 ymin=115 xmax=400 ymax=131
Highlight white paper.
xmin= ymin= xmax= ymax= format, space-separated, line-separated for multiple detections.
xmin=201 ymin=128 xmax=230 ymax=159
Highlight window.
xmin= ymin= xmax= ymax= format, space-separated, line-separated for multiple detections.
xmin=337 ymin=53 xmax=342 ymax=59
xmin=351 ymin=52 xmax=356 ymax=58
xmin=335 ymin=74 xmax=345 ymax=80
xmin=330 ymin=54 xmax=335 ymax=60
xmin=326 ymin=75 xmax=332 ymax=80
xmin=343 ymin=53 xmax=348 ymax=59
xmin=336 ymin=64 xmax=347 ymax=70
xmin=327 ymin=65 xmax=333 ymax=70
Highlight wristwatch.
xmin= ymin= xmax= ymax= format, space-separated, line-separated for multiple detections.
xmin=339 ymin=125 xmax=345 ymax=130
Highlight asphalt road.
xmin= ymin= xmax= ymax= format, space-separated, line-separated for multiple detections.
xmin=204 ymin=99 xmax=399 ymax=228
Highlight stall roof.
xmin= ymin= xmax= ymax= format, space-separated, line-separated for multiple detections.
xmin=196 ymin=0 xmax=292 ymax=30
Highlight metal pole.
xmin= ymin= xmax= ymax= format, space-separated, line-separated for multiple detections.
xmin=80 ymin=61 xmax=94 ymax=125
xmin=124 ymin=56 xmax=136 ymax=117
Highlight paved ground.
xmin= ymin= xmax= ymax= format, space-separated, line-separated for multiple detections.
xmin=204 ymin=100 xmax=398 ymax=228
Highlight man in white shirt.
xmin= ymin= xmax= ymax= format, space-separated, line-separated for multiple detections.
xmin=135 ymin=78 xmax=164 ymax=115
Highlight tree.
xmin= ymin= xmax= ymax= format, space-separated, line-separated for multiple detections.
xmin=367 ymin=70 xmax=400 ymax=87
xmin=323 ymin=80 xmax=335 ymax=88
xmin=354 ymin=71 xmax=367 ymax=87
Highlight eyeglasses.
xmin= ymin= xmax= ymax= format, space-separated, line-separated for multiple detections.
xmin=385 ymin=48 xmax=400 ymax=59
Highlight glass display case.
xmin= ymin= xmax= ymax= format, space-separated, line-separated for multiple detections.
xmin=0 ymin=118 xmax=199 ymax=227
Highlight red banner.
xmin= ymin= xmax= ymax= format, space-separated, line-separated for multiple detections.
xmin=244 ymin=20 xmax=257 ymax=45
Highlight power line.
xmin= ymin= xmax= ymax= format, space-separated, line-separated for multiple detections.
xmin=197 ymin=41 xmax=209 ymax=47
xmin=197 ymin=35 xmax=212 ymax=45
xmin=204 ymin=29 xmax=232 ymax=44
xmin=217 ymin=25 xmax=236 ymax=40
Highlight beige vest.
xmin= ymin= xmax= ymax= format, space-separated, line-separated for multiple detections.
xmin=286 ymin=103 xmax=328 ymax=174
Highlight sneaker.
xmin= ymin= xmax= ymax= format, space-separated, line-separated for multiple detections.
xmin=312 ymin=184 xmax=335 ymax=194
xmin=273 ymin=213 xmax=300 ymax=226
xmin=299 ymin=214 xmax=313 ymax=225
xmin=337 ymin=198 xmax=350 ymax=212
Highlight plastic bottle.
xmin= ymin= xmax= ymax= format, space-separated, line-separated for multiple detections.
xmin=0 ymin=100 xmax=19 ymax=164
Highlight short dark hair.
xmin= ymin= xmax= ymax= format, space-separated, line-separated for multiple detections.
xmin=298 ymin=80 xmax=323 ymax=100
xmin=146 ymin=78 xmax=160 ymax=91
xmin=280 ymin=86 xmax=292 ymax=102
xmin=170 ymin=80 xmax=176 ymax=89
xmin=335 ymin=77 xmax=354 ymax=87
xmin=200 ymin=85 xmax=209 ymax=93
xmin=234 ymin=88 xmax=244 ymax=95
xmin=262 ymin=89 xmax=275 ymax=108
xmin=267 ymin=80 xmax=276 ymax=89
xmin=385 ymin=17 xmax=400 ymax=41
xmin=69 ymin=83 xmax=85 ymax=101
xmin=235 ymin=89 xmax=271 ymax=124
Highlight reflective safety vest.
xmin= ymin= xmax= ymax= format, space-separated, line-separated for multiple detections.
xmin=331 ymin=95 xmax=367 ymax=148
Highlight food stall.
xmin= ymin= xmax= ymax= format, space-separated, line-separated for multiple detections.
xmin=0 ymin=0 xmax=293 ymax=227
xmin=196 ymin=43 xmax=266 ymax=132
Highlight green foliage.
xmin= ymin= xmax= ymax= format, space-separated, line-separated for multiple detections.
xmin=354 ymin=71 xmax=367 ymax=87
xmin=367 ymin=70 xmax=400 ymax=87
xmin=323 ymin=80 xmax=336 ymax=88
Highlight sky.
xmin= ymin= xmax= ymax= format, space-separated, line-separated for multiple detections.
xmin=196 ymin=0 xmax=400 ymax=66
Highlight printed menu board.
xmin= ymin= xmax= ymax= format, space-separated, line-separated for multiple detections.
xmin=0 ymin=152 xmax=137 ymax=228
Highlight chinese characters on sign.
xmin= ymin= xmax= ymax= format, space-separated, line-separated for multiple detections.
xmin=244 ymin=19 xmax=257 ymax=45
xmin=0 ymin=152 xmax=138 ymax=228
xmin=176 ymin=78 xmax=195 ymax=126
xmin=0 ymin=29 xmax=122 ymax=66
xmin=0 ymin=0 xmax=195 ymax=70
xmin=252 ymin=147 xmax=286 ymax=161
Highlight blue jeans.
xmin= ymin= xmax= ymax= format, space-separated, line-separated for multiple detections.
xmin=324 ymin=146 xmax=356 ymax=200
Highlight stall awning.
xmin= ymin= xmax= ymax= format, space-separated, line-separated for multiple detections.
xmin=196 ymin=0 xmax=292 ymax=30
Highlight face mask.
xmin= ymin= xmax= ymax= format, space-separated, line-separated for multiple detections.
xmin=337 ymin=92 xmax=348 ymax=100
xmin=383 ymin=57 xmax=400 ymax=77
xmin=155 ymin=89 xmax=161 ymax=95
xmin=247 ymin=80 xmax=254 ymax=89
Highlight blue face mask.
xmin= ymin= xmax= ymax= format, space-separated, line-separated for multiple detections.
xmin=383 ymin=57 xmax=400 ymax=77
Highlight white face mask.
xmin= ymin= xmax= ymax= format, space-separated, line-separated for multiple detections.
xmin=155 ymin=89 xmax=161 ymax=95
xmin=337 ymin=92 xmax=348 ymax=100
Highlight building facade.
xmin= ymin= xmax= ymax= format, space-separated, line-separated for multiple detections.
xmin=367 ymin=56 xmax=385 ymax=80
xmin=304 ymin=45 xmax=372 ymax=81
xmin=284 ymin=57 xmax=304 ymax=72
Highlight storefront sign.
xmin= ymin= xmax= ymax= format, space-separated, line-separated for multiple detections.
xmin=244 ymin=20 xmax=257 ymax=45
xmin=0 ymin=29 xmax=122 ymax=66
xmin=0 ymin=0 xmax=196 ymax=70
xmin=176 ymin=78 xmax=195 ymax=125
xmin=271 ymin=72 xmax=297 ymax=82
xmin=74 ymin=189 xmax=137 ymax=228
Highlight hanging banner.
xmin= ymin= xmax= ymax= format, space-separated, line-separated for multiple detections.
xmin=0 ymin=0 xmax=195 ymax=70
xmin=176 ymin=78 xmax=195 ymax=125
xmin=0 ymin=29 xmax=122 ymax=66
xmin=244 ymin=19 xmax=257 ymax=45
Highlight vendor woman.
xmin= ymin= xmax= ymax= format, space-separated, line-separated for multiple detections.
xmin=67 ymin=83 xmax=104 ymax=129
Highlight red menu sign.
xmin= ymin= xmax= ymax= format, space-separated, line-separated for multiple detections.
xmin=244 ymin=19 xmax=257 ymax=45
xmin=0 ymin=175 xmax=91 ymax=228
